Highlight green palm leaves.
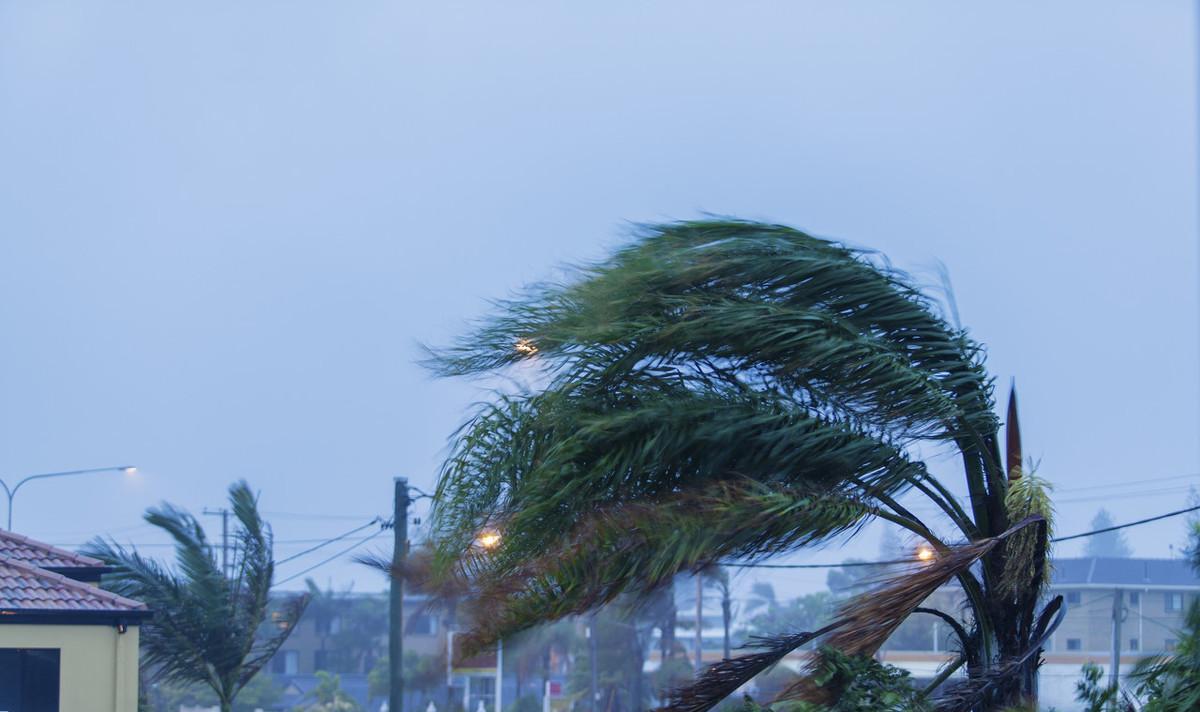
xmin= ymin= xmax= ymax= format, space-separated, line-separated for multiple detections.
xmin=426 ymin=220 xmax=1052 ymax=709
xmin=86 ymin=481 xmax=307 ymax=712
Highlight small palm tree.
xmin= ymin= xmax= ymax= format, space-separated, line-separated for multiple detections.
xmin=87 ymin=481 xmax=307 ymax=712
xmin=425 ymin=221 xmax=1060 ymax=710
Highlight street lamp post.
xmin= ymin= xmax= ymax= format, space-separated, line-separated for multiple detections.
xmin=0 ymin=466 xmax=137 ymax=530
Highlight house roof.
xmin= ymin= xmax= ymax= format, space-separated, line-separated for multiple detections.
xmin=0 ymin=529 xmax=105 ymax=571
xmin=0 ymin=555 xmax=147 ymax=616
xmin=1051 ymin=557 xmax=1200 ymax=588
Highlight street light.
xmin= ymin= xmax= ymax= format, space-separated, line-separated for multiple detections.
xmin=0 ymin=466 xmax=137 ymax=530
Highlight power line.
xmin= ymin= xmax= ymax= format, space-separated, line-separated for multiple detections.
xmin=729 ymin=503 xmax=1200 ymax=569
xmin=1053 ymin=472 xmax=1199 ymax=494
xmin=261 ymin=511 xmax=383 ymax=521
xmin=275 ymin=519 xmax=381 ymax=565
xmin=274 ymin=528 xmax=386 ymax=583
xmin=1052 ymin=504 xmax=1200 ymax=543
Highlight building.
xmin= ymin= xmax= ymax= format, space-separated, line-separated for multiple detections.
xmin=0 ymin=529 xmax=150 ymax=712
xmin=1037 ymin=557 xmax=1200 ymax=709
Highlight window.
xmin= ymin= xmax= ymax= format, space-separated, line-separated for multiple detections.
xmin=273 ymin=650 xmax=300 ymax=675
xmin=468 ymin=675 xmax=496 ymax=712
xmin=1129 ymin=592 xmax=1140 ymax=606
xmin=316 ymin=614 xmax=342 ymax=635
xmin=1130 ymin=638 xmax=1139 ymax=651
xmin=315 ymin=650 xmax=330 ymax=671
xmin=0 ymin=648 xmax=61 ymax=712
xmin=1066 ymin=591 xmax=1081 ymax=605
xmin=1166 ymin=593 xmax=1184 ymax=612
xmin=408 ymin=613 xmax=438 ymax=636
xmin=1066 ymin=638 xmax=1082 ymax=651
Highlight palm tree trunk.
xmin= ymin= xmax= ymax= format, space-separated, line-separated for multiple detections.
xmin=721 ymin=593 xmax=731 ymax=661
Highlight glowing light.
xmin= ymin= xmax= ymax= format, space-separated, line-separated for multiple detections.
xmin=122 ymin=467 xmax=138 ymax=476
xmin=476 ymin=530 xmax=502 ymax=550
xmin=514 ymin=338 xmax=538 ymax=356
xmin=917 ymin=546 xmax=935 ymax=562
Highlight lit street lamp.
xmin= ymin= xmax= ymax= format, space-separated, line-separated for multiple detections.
xmin=0 ymin=466 xmax=137 ymax=530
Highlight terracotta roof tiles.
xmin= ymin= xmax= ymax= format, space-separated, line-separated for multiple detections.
xmin=0 ymin=529 xmax=105 ymax=570
xmin=0 ymin=556 xmax=146 ymax=613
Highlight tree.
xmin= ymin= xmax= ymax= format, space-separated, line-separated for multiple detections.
xmin=743 ymin=592 xmax=832 ymax=642
xmin=423 ymin=221 xmax=1060 ymax=710
xmin=87 ymin=481 xmax=308 ymax=712
xmin=703 ymin=567 xmax=735 ymax=661
xmin=369 ymin=652 xmax=445 ymax=705
xmin=1125 ymin=519 xmax=1200 ymax=710
xmin=1084 ymin=509 xmax=1133 ymax=558
xmin=299 ymin=671 xmax=362 ymax=712
xmin=566 ymin=606 xmax=648 ymax=711
xmin=303 ymin=579 xmax=388 ymax=673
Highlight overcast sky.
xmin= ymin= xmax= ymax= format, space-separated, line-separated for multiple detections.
xmin=0 ymin=1 xmax=1197 ymax=596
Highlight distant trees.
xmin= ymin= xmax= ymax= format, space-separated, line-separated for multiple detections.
xmin=87 ymin=481 xmax=307 ymax=712
xmin=1085 ymin=508 xmax=1133 ymax=558
xmin=303 ymin=580 xmax=387 ymax=673
xmin=367 ymin=652 xmax=443 ymax=707
xmin=298 ymin=671 xmax=362 ymax=711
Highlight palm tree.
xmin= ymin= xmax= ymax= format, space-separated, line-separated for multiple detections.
xmin=424 ymin=220 xmax=1060 ymax=711
xmin=702 ymin=567 xmax=734 ymax=661
xmin=87 ymin=481 xmax=307 ymax=712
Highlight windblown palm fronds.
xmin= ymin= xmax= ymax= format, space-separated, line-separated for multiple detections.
xmin=423 ymin=220 xmax=1060 ymax=710
xmin=86 ymin=481 xmax=307 ymax=712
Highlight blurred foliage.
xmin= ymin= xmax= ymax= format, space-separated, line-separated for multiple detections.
xmin=295 ymin=670 xmax=361 ymax=711
xmin=1084 ymin=509 xmax=1133 ymax=559
xmin=734 ymin=648 xmax=930 ymax=712
xmin=367 ymin=652 xmax=445 ymax=702
xmin=302 ymin=579 xmax=388 ymax=674
xmin=142 ymin=674 xmax=283 ymax=712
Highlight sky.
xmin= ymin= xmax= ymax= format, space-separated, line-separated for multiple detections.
xmin=0 ymin=1 xmax=1197 ymax=598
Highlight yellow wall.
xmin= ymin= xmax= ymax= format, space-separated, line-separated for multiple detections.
xmin=0 ymin=623 xmax=140 ymax=712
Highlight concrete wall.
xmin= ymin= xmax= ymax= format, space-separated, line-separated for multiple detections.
xmin=0 ymin=623 xmax=140 ymax=712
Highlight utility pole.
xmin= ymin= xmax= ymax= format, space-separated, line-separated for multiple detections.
xmin=202 ymin=508 xmax=231 ymax=577
xmin=1111 ymin=588 xmax=1124 ymax=692
xmin=694 ymin=575 xmax=703 ymax=673
xmin=391 ymin=478 xmax=410 ymax=712
xmin=588 ymin=613 xmax=598 ymax=712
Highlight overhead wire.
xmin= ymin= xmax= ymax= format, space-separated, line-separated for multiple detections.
xmin=275 ymin=518 xmax=382 ymax=565
xmin=274 ymin=529 xmax=388 ymax=587
xmin=727 ymin=503 xmax=1200 ymax=569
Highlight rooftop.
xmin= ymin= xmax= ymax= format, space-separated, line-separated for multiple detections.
xmin=0 ymin=555 xmax=147 ymax=618
xmin=1051 ymin=557 xmax=1200 ymax=588
xmin=0 ymin=529 xmax=106 ymax=574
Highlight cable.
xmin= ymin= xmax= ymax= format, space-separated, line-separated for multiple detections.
xmin=1053 ymin=472 xmax=1199 ymax=494
xmin=261 ymin=511 xmax=380 ymax=521
xmin=275 ymin=519 xmax=381 ymax=566
xmin=728 ymin=503 xmax=1200 ymax=569
xmin=730 ymin=557 xmax=921 ymax=569
xmin=273 ymin=529 xmax=386 ymax=587
xmin=1052 ymin=504 xmax=1200 ymax=543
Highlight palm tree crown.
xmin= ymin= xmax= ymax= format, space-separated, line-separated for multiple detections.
xmin=87 ymin=481 xmax=307 ymax=712
xmin=426 ymin=220 xmax=1058 ymax=710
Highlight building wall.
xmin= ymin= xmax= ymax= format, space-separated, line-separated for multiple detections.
xmin=1048 ymin=586 xmax=1195 ymax=654
xmin=0 ymin=623 xmax=140 ymax=712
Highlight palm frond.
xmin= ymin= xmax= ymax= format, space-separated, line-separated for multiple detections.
xmin=430 ymin=221 xmax=996 ymax=443
xmin=449 ymin=481 xmax=875 ymax=655
xmin=779 ymin=517 xmax=1043 ymax=704
xmin=432 ymin=379 xmax=930 ymax=575
xmin=655 ymin=622 xmax=844 ymax=712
